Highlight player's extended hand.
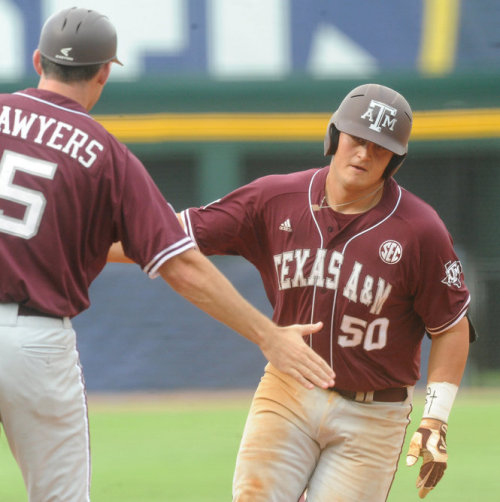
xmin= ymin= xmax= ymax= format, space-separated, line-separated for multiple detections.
xmin=406 ymin=418 xmax=448 ymax=499
xmin=261 ymin=322 xmax=335 ymax=390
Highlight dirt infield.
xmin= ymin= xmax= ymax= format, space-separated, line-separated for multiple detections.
xmin=87 ymin=386 xmax=500 ymax=412
xmin=87 ymin=388 xmax=255 ymax=412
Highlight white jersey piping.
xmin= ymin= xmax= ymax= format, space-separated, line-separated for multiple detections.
xmin=181 ymin=209 xmax=195 ymax=243
xmin=308 ymin=173 xmax=403 ymax=367
xmin=327 ymin=186 xmax=403 ymax=366
xmin=426 ymin=298 xmax=470 ymax=335
xmin=13 ymin=92 xmax=94 ymax=120
xmin=144 ymin=237 xmax=195 ymax=278
xmin=307 ymin=170 xmax=325 ymax=347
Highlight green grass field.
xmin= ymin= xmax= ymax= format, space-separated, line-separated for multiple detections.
xmin=0 ymin=388 xmax=498 ymax=501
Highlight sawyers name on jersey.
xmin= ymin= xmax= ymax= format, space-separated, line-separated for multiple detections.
xmin=0 ymin=98 xmax=103 ymax=168
xmin=0 ymin=88 xmax=192 ymax=317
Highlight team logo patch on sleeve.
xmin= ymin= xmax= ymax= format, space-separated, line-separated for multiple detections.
xmin=379 ymin=240 xmax=402 ymax=264
xmin=441 ymin=260 xmax=463 ymax=288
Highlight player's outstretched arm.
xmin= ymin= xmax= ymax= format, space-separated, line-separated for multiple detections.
xmin=159 ymin=248 xmax=335 ymax=390
xmin=406 ymin=316 xmax=469 ymax=498
xmin=106 ymin=214 xmax=186 ymax=264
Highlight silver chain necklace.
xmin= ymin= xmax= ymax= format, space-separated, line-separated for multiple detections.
xmin=318 ymin=183 xmax=384 ymax=210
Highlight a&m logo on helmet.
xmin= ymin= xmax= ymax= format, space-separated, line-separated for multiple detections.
xmin=361 ymin=100 xmax=397 ymax=133
xmin=441 ymin=260 xmax=463 ymax=288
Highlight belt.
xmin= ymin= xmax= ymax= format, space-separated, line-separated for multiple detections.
xmin=18 ymin=304 xmax=59 ymax=319
xmin=332 ymin=387 xmax=407 ymax=403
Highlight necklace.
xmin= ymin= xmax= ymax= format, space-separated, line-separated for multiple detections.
xmin=317 ymin=183 xmax=384 ymax=211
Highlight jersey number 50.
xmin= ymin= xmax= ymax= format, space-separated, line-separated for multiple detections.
xmin=0 ymin=150 xmax=57 ymax=239
xmin=338 ymin=315 xmax=389 ymax=351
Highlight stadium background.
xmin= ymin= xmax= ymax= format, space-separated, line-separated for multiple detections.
xmin=1 ymin=0 xmax=499 ymax=391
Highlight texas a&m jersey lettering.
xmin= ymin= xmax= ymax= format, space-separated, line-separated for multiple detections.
xmin=273 ymin=248 xmax=392 ymax=315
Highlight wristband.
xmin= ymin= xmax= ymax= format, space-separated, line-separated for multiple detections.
xmin=422 ymin=381 xmax=458 ymax=423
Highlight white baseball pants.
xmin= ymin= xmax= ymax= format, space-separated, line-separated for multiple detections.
xmin=233 ymin=363 xmax=413 ymax=502
xmin=0 ymin=304 xmax=90 ymax=502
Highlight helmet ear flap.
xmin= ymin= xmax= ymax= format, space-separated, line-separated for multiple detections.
xmin=324 ymin=123 xmax=340 ymax=156
xmin=324 ymin=115 xmax=407 ymax=178
xmin=384 ymin=154 xmax=406 ymax=178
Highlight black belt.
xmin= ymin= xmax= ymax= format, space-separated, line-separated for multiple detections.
xmin=332 ymin=387 xmax=407 ymax=403
xmin=18 ymin=305 xmax=59 ymax=319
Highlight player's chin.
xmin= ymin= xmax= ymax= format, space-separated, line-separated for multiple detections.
xmin=344 ymin=167 xmax=371 ymax=182
xmin=344 ymin=174 xmax=372 ymax=190
xmin=348 ymin=164 xmax=367 ymax=173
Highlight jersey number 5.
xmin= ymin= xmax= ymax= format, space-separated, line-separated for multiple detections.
xmin=338 ymin=314 xmax=389 ymax=350
xmin=0 ymin=150 xmax=57 ymax=239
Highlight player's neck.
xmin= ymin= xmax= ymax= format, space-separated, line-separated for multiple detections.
xmin=323 ymin=181 xmax=385 ymax=214
xmin=37 ymin=77 xmax=99 ymax=111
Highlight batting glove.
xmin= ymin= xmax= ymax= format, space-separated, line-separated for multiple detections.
xmin=406 ymin=418 xmax=448 ymax=499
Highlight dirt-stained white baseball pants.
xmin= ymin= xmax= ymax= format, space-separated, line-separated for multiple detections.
xmin=233 ymin=363 xmax=413 ymax=502
xmin=0 ymin=304 xmax=90 ymax=502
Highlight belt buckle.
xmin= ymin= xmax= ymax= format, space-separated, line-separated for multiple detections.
xmin=354 ymin=391 xmax=374 ymax=403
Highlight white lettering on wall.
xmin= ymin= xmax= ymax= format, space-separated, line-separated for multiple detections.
xmin=308 ymin=24 xmax=378 ymax=78
xmin=208 ymin=0 xmax=290 ymax=78
xmin=0 ymin=0 xmax=386 ymax=81
xmin=45 ymin=0 xmax=187 ymax=79
xmin=0 ymin=1 xmax=24 ymax=80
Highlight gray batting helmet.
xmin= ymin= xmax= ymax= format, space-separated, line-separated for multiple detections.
xmin=324 ymin=84 xmax=413 ymax=177
xmin=38 ymin=7 xmax=123 ymax=67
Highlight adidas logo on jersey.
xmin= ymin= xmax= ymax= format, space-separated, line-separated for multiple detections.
xmin=279 ymin=218 xmax=292 ymax=232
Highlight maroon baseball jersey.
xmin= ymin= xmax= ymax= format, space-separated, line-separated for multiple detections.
xmin=0 ymin=88 xmax=193 ymax=316
xmin=181 ymin=166 xmax=470 ymax=391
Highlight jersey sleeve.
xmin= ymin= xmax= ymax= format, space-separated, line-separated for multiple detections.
xmin=116 ymin=150 xmax=194 ymax=277
xmin=411 ymin=215 xmax=470 ymax=335
xmin=180 ymin=180 xmax=265 ymax=264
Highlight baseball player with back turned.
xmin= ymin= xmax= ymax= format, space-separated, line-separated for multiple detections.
xmin=0 ymin=7 xmax=334 ymax=502
xmin=176 ymin=84 xmax=475 ymax=501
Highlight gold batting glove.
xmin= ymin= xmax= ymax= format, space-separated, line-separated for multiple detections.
xmin=406 ymin=418 xmax=448 ymax=499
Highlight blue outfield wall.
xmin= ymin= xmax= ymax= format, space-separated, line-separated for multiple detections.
xmin=74 ymin=257 xmax=270 ymax=392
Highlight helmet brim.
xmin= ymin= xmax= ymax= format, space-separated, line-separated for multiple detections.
xmin=333 ymin=114 xmax=408 ymax=156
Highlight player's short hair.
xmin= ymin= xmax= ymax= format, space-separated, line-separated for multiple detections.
xmin=40 ymin=54 xmax=103 ymax=83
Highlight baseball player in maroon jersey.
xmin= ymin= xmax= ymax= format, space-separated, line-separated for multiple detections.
xmin=0 ymin=7 xmax=334 ymax=501
xmin=177 ymin=84 xmax=473 ymax=501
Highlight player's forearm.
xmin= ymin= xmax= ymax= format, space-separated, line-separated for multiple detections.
xmin=160 ymin=248 xmax=335 ymax=390
xmin=406 ymin=317 xmax=469 ymax=498
xmin=427 ymin=316 xmax=469 ymax=385
xmin=421 ymin=316 xmax=469 ymax=424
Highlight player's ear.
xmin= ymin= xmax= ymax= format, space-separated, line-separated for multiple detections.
xmin=32 ymin=49 xmax=43 ymax=76
xmin=96 ymin=62 xmax=112 ymax=86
